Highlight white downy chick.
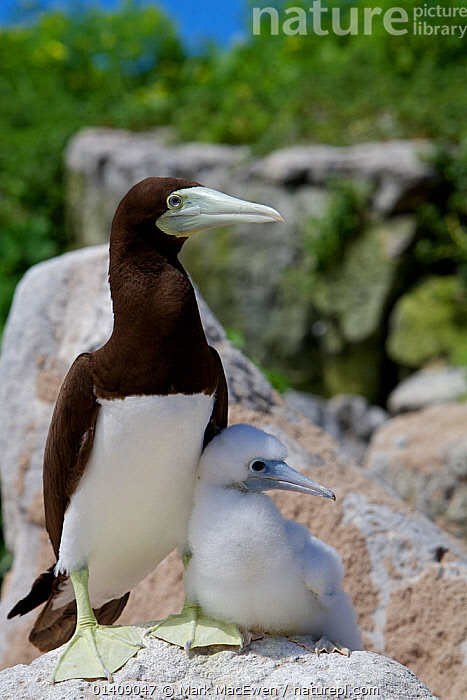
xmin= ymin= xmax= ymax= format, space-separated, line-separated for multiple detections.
xmin=185 ymin=424 xmax=362 ymax=652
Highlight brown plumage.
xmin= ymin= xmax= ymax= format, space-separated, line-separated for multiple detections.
xmin=8 ymin=177 xmax=228 ymax=650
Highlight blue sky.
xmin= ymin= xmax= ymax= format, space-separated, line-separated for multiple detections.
xmin=0 ymin=0 xmax=248 ymax=48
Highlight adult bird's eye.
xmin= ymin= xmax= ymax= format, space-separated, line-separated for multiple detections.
xmin=250 ymin=460 xmax=266 ymax=473
xmin=167 ymin=194 xmax=183 ymax=209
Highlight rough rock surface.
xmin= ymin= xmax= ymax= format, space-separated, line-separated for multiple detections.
xmin=387 ymin=367 xmax=467 ymax=413
xmin=284 ymin=390 xmax=388 ymax=463
xmin=0 ymin=247 xmax=466 ymax=700
xmin=310 ymin=217 xmax=417 ymax=346
xmin=253 ymin=140 xmax=434 ymax=215
xmin=65 ymin=128 xmax=435 ymax=399
xmin=365 ymin=403 xmax=467 ymax=539
xmin=0 ymin=636 xmax=438 ymax=700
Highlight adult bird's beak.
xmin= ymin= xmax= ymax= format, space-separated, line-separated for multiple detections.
xmin=243 ymin=460 xmax=336 ymax=501
xmin=156 ymin=186 xmax=284 ymax=236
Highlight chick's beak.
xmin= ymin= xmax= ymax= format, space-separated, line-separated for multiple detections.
xmin=243 ymin=460 xmax=336 ymax=501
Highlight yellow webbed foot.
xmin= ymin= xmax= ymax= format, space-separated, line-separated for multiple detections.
xmin=146 ymin=600 xmax=243 ymax=652
xmin=51 ymin=568 xmax=144 ymax=682
xmin=314 ymin=635 xmax=350 ymax=656
xmin=52 ymin=623 xmax=144 ymax=683
xmin=291 ymin=635 xmax=351 ymax=657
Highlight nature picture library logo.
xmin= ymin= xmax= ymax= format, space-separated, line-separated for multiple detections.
xmin=252 ymin=2 xmax=467 ymax=38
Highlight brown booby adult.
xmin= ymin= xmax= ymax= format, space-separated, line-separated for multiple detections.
xmin=8 ymin=177 xmax=283 ymax=682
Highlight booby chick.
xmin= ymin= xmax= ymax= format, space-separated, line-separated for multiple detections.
xmin=8 ymin=178 xmax=283 ymax=682
xmin=181 ymin=424 xmax=362 ymax=654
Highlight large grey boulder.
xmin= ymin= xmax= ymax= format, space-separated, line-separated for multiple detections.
xmin=0 ymin=247 xmax=465 ymax=700
xmin=253 ymin=140 xmax=435 ymax=215
xmin=309 ymin=217 xmax=416 ymax=346
xmin=305 ymin=215 xmax=417 ymax=399
xmin=67 ymin=132 xmax=434 ymax=247
xmin=65 ymin=129 xmax=435 ymax=399
xmin=0 ymin=636 xmax=438 ymax=700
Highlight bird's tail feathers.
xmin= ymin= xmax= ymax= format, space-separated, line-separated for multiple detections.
xmin=7 ymin=566 xmax=57 ymax=619
xmin=8 ymin=566 xmax=131 ymax=652
xmin=29 ymin=585 xmax=131 ymax=652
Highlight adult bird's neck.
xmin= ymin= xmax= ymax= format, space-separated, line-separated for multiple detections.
xmin=91 ymin=229 xmax=217 ymax=399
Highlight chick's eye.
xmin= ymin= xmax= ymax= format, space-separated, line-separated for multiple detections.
xmin=250 ymin=460 xmax=266 ymax=473
xmin=167 ymin=194 xmax=182 ymax=209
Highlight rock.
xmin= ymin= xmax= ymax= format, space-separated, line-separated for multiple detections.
xmin=311 ymin=217 xmax=416 ymax=345
xmin=194 ymin=292 xmax=275 ymax=413
xmin=388 ymin=367 xmax=467 ymax=413
xmin=253 ymin=140 xmax=436 ymax=216
xmin=284 ymin=391 xmax=388 ymax=463
xmin=308 ymin=216 xmax=417 ymax=399
xmin=0 ymin=636 xmax=439 ymax=700
xmin=0 ymin=247 xmax=466 ymax=700
xmin=327 ymin=395 xmax=388 ymax=443
xmin=283 ymin=390 xmax=329 ymax=432
xmin=67 ymin=132 xmax=434 ymax=248
xmin=365 ymin=403 xmax=467 ymax=538
xmin=387 ymin=276 xmax=467 ymax=369
xmin=65 ymin=129 xmax=435 ymax=399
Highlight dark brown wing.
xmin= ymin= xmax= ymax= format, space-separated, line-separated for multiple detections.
xmin=8 ymin=353 xmax=99 ymax=621
xmin=203 ymin=346 xmax=228 ymax=448
xmin=44 ymin=353 xmax=99 ymax=557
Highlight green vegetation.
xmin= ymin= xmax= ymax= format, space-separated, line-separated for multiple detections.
xmin=262 ymin=368 xmax=290 ymax=394
xmin=415 ymin=145 xmax=467 ymax=284
xmin=0 ymin=1 xmax=183 ymax=332
xmin=304 ymin=180 xmax=369 ymax=275
xmin=225 ymin=327 xmax=247 ymax=351
xmin=387 ymin=275 xmax=467 ymax=368
xmin=165 ymin=0 xmax=467 ymax=150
